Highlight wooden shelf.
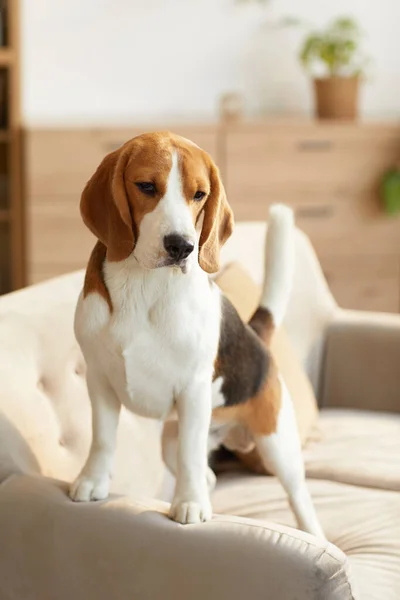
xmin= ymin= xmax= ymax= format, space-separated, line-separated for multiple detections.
xmin=0 ymin=130 xmax=9 ymax=142
xmin=0 ymin=48 xmax=13 ymax=67
xmin=0 ymin=209 xmax=10 ymax=222
xmin=0 ymin=1 xmax=24 ymax=292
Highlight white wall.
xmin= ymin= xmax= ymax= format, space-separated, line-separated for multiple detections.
xmin=21 ymin=0 xmax=400 ymax=125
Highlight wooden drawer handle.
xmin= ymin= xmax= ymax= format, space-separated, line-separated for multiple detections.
xmin=295 ymin=205 xmax=334 ymax=219
xmin=297 ymin=140 xmax=333 ymax=152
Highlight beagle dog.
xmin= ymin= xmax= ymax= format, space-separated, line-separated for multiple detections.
xmin=70 ymin=131 xmax=324 ymax=538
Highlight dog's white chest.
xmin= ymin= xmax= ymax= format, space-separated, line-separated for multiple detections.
xmin=77 ymin=265 xmax=221 ymax=421
xmin=120 ymin=301 xmax=208 ymax=419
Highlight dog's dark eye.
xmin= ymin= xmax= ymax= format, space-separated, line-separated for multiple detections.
xmin=194 ymin=191 xmax=206 ymax=201
xmin=136 ymin=182 xmax=156 ymax=196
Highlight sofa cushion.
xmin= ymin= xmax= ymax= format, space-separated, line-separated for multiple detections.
xmin=304 ymin=409 xmax=400 ymax=492
xmin=0 ymin=272 xmax=164 ymax=498
xmin=215 ymin=262 xmax=261 ymax=323
xmin=212 ymin=473 xmax=400 ymax=600
xmin=215 ymin=262 xmax=318 ymax=446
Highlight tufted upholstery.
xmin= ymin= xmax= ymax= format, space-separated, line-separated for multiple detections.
xmin=0 ymin=271 xmax=164 ymax=498
xmin=0 ymin=223 xmax=399 ymax=600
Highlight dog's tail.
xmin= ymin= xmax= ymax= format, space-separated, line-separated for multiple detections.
xmin=249 ymin=204 xmax=294 ymax=345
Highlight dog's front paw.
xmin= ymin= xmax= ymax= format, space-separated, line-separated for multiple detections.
xmin=169 ymin=493 xmax=212 ymax=524
xmin=69 ymin=473 xmax=110 ymax=502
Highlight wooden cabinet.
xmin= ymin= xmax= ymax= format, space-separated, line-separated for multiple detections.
xmin=224 ymin=120 xmax=400 ymax=312
xmin=25 ymin=120 xmax=400 ymax=313
xmin=320 ymin=255 xmax=400 ymax=314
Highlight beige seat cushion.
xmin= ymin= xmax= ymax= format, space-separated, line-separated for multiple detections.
xmin=215 ymin=263 xmax=318 ymax=446
xmin=212 ymin=474 xmax=400 ymax=600
xmin=304 ymin=409 xmax=400 ymax=492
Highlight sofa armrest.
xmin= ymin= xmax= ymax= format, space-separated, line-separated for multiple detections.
xmin=322 ymin=309 xmax=400 ymax=412
xmin=0 ymin=474 xmax=356 ymax=600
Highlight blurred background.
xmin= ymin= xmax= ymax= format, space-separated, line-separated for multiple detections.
xmin=1 ymin=0 xmax=400 ymax=313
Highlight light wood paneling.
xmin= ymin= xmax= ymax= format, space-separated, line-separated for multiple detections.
xmin=321 ymin=254 xmax=400 ymax=313
xmin=223 ymin=120 xmax=400 ymax=312
xmin=27 ymin=194 xmax=95 ymax=283
xmin=232 ymin=193 xmax=400 ymax=258
xmin=226 ymin=123 xmax=400 ymax=205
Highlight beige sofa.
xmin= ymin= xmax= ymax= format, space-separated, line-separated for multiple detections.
xmin=1 ymin=223 xmax=399 ymax=600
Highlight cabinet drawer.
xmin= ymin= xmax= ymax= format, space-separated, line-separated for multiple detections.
xmin=27 ymin=194 xmax=95 ymax=284
xmin=230 ymin=194 xmax=400 ymax=257
xmin=27 ymin=130 xmax=108 ymax=197
xmin=294 ymin=196 xmax=400 ymax=257
xmin=27 ymin=127 xmax=220 ymax=197
xmin=226 ymin=128 xmax=400 ymax=202
xmin=320 ymin=254 xmax=400 ymax=312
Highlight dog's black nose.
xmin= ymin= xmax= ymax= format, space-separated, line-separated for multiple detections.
xmin=164 ymin=234 xmax=194 ymax=262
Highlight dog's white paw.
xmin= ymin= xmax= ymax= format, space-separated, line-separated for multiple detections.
xmin=169 ymin=494 xmax=212 ymax=524
xmin=69 ymin=474 xmax=110 ymax=502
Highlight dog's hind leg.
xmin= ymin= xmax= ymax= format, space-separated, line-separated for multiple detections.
xmin=254 ymin=376 xmax=325 ymax=539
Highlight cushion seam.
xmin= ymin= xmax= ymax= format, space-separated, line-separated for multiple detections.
xmin=317 ymin=548 xmax=356 ymax=600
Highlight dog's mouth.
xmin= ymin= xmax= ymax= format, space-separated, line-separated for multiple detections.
xmin=136 ymin=250 xmax=193 ymax=273
xmin=164 ymin=258 xmax=190 ymax=273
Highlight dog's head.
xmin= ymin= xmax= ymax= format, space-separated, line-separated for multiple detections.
xmin=80 ymin=131 xmax=234 ymax=273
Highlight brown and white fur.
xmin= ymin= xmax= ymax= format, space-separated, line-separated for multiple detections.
xmin=69 ymin=131 xmax=324 ymax=538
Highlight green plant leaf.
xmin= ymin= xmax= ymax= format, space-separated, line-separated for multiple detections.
xmin=330 ymin=17 xmax=361 ymax=37
xmin=381 ymin=169 xmax=400 ymax=216
xmin=298 ymin=15 xmax=369 ymax=76
xmin=300 ymin=34 xmax=323 ymax=68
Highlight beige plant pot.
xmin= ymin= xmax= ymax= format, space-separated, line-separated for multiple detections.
xmin=313 ymin=76 xmax=360 ymax=120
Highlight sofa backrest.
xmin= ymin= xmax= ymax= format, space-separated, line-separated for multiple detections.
xmin=0 ymin=271 xmax=164 ymax=498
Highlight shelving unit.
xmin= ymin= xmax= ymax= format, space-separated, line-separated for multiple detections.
xmin=0 ymin=0 xmax=23 ymax=294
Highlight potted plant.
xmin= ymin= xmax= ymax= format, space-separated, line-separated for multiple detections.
xmin=236 ymin=4 xmax=367 ymax=120
xmin=299 ymin=17 xmax=367 ymax=120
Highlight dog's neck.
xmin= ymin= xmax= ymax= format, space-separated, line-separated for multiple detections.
xmin=103 ymin=254 xmax=208 ymax=314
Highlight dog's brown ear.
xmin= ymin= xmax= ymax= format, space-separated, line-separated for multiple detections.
xmin=199 ymin=162 xmax=234 ymax=273
xmin=80 ymin=148 xmax=135 ymax=262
